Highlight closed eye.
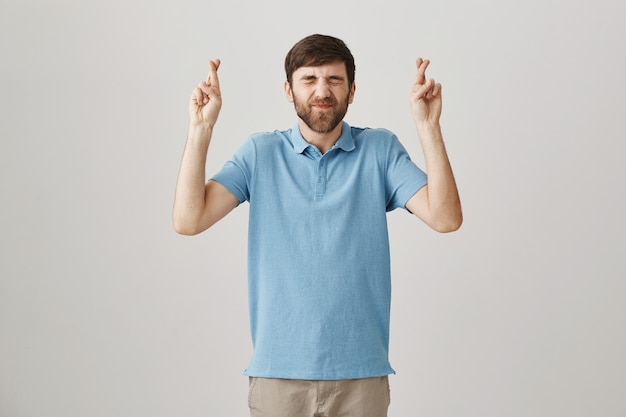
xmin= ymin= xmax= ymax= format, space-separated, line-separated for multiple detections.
xmin=327 ymin=76 xmax=344 ymax=86
xmin=299 ymin=75 xmax=345 ymax=86
xmin=301 ymin=75 xmax=317 ymax=85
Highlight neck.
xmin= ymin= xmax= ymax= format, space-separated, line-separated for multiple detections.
xmin=298 ymin=120 xmax=343 ymax=154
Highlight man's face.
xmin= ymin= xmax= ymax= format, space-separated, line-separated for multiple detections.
xmin=285 ymin=62 xmax=355 ymax=134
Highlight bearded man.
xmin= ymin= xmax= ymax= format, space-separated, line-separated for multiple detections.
xmin=173 ymin=34 xmax=462 ymax=417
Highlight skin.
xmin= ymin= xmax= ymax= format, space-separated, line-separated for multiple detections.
xmin=173 ymin=59 xmax=239 ymax=235
xmin=284 ymin=61 xmax=355 ymax=154
xmin=405 ymin=58 xmax=462 ymax=232
xmin=173 ymin=57 xmax=461 ymax=235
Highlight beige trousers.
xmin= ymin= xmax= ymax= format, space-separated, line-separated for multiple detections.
xmin=248 ymin=376 xmax=390 ymax=417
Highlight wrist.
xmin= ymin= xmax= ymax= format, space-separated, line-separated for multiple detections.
xmin=187 ymin=124 xmax=214 ymax=143
xmin=188 ymin=122 xmax=213 ymax=134
xmin=415 ymin=121 xmax=442 ymax=138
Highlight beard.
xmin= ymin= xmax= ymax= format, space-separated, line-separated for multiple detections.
xmin=293 ymin=92 xmax=350 ymax=134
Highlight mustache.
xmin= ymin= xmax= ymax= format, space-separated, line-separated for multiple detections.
xmin=309 ymin=98 xmax=336 ymax=106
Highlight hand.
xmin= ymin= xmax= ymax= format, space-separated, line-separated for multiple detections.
xmin=410 ymin=58 xmax=442 ymax=125
xmin=189 ymin=59 xmax=222 ymax=128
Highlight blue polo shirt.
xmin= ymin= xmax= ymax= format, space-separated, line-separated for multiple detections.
xmin=211 ymin=121 xmax=427 ymax=380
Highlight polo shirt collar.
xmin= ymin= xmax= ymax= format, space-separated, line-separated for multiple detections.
xmin=290 ymin=121 xmax=356 ymax=154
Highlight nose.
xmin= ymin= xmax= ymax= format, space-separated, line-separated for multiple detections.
xmin=314 ymin=79 xmax=331 ymax=98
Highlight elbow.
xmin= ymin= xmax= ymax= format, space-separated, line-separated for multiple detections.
xmin=174 ymin=224 xmax=201 ymax=236
xmin=434 ymin=220 xmax=462 ymax=233
xmin=431 ymin=212 xmax=463 ymax=233
xmin=173 ymin=215 xmax=206 ymax=236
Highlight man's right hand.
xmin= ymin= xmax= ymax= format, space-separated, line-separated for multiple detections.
xmin=189 ymin=59 xmax=222 ymax=128
xmin=175 ymin=58 xmax=238 ymax=235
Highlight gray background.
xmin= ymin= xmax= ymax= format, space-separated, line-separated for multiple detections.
xmin=1 ymin=0 xmax=625 ymax=416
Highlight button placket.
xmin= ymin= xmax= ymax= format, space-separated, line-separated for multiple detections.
xmin=315 ymin=156 xmax=328 ymax=198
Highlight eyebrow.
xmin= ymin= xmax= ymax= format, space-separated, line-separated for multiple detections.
xmin=299 ymin=74 xmax=345 ymax=81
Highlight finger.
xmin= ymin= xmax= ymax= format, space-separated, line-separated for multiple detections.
xmin=191 ymin=87 xmax=205 ymax=106
xmin=415 ymin=57 xmax=423 ymax=71
xmin=207 ymin=59 xmax=221 ymax=89
xmin=425 ymin=78 xmax=436 ymax=99
xmin=198 ymin=81 xmax=211 ymax=94
xmin=432 ymin=82 xmax=442 ymax=98
xmin=415 ymin=58 xmax=430 ymax=85
xmin=413 ymin=78 xmax=433 ymax=99
xmin=197 ymin=82 xmax=211 ymax=104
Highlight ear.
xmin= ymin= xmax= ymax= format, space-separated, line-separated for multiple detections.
xmin=284 ymin=80 xmax=294 ymax=103
xmin=348 ymin=82 xmax=356 ymax=104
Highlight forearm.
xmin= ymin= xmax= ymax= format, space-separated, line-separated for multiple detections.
xmin=173 ymin=125 xmax=213 ymax=233
xmin=416 ymin=122 xmax=462 ymax=231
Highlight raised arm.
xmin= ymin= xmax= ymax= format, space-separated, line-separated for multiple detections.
xmin=173 ymin=59 xmax=239 ymax=235
xmin=405 ymin=58 xmax=462 ymax=233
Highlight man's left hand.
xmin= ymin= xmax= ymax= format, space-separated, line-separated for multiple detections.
xmin=410 ymin=58 xmax=442 ymax=126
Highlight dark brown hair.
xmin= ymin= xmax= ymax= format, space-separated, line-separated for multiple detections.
xmin=285 ymin=34 xmax=355 ymax=87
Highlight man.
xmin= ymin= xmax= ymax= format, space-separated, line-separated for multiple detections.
xmin=173 ymin=34 xmax=462 ymax=417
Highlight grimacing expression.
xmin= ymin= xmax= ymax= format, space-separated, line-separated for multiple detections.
xmin=288 ymin=63 xmax=354 ymax=134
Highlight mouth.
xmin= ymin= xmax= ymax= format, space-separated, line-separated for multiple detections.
xmin=312 ymin=104 xmax=332 ymax=110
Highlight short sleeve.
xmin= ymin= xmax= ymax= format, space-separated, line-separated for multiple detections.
xmin=209 ymin=137 xmax=257 ymax=204
xmin=385 ymin=135 xmax=428 ymax=211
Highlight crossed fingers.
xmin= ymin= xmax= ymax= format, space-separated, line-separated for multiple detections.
xmin=195 ymin=59 xmax=221 ymax=105
xmin=412 ymin=57 xmax=441 ymax=100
